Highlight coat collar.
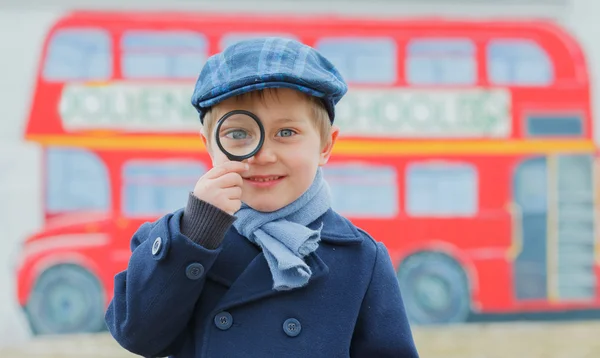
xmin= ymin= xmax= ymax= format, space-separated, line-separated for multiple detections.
xmin=207 ymin=209 xmax=363 ymax=312
xmin=318 ymin=209 xmax=364 ymax=245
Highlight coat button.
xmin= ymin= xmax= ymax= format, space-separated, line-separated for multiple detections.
xmin=185 ymin=263 xmax=205 ymax=280
xmin=214 ymin=312 xmax=233 ymax=330
xmin=283 ymin=318 xmax=301 ymax=337
xmin=151 ymin=237 xmax=162 ymax=256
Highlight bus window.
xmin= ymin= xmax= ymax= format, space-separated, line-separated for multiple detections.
xmin=220 ymin=33 xmax=299 ymax=50
xmin=323 ymin=162 xmax=398 ymax=218
xmin=46 ymin=148 xmax=110 ymax=212
xmin=526 ymin=114 xmax=583 ymax=137
xmin=43 ymin=29 xmax=112 ymax=81
xmin=406 ymin=38 xmax=476 ymax=85
xmin=121 ymin=30 xmax=208 ymax=79
xmin=406 ymin=162 xmax=478 ymax=217
xmin=122 ymin=160 xmax=207 ymax=217
xmin=487 ymin=39 xmax=554 ymax=85
xmin=315 ymin=37 xmax=397 ymax=84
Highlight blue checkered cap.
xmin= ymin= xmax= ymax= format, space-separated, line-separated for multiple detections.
xmin=191 ymin=37 xmax=348 ymax=124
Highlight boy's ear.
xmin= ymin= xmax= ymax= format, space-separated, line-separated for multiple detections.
xmin=199 ymin=129 xmax=208 ymax=147
xmin=319 ymin=125 xmax=339 ymax=166
xmin=199 ymin=129 xmax=213 ymax=158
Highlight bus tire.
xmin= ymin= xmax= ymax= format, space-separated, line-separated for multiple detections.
xmin=397 ymin=251 xmax=471 ymax=325
xmin=25 ymin=264 xmax=106 ymax=335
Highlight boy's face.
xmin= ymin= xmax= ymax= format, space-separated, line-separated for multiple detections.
xmin=200 ymin=88 xmax=339 ymax=212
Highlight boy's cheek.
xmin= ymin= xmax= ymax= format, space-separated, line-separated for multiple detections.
xmin=209 ymin=150 xmax=228 ymax=166
xmin=202 ymin=142 xmax=222 ymax=165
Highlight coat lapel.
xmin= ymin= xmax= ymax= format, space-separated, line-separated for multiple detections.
xmin=214 ymin=249 xmax=329 ymax=312
xmin=206 ymin=229 xmax=261 ymax=288
xmin=211 ymin=209 xmax=363 ymax=312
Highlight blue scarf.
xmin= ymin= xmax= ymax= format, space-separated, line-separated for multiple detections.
xmin=233 ymin=168 xmax=331 ymax=291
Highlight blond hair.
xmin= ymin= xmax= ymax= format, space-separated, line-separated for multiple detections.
xmin=201 ymin=88 xmax=331 ymax=148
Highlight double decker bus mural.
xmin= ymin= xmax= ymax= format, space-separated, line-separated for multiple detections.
xmin=16 ymin=10 xmax=599 ymax=335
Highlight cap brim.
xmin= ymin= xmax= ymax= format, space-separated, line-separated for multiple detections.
xmin=196 ymin=81 xmax=327 ymax=112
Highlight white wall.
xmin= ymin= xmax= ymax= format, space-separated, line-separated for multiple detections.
xmin=0 ymin=9 xmax=60 ymax=346
xmin=0 ymin=0 xmax=596 ymax=346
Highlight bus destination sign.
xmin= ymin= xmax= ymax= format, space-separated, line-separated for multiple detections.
xmin=335 ymin=88 xmax=511 ymax=138
xmin=58 ymin=83 xmax=511 ymax=138
xmin=59 ymin=82 xmax=200 ymax=132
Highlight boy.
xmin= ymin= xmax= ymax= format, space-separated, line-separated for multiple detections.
xmin=105 ymin=37 xmax=419 ymax=358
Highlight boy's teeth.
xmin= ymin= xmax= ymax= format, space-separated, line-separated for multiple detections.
xmin=252 ymin=176 xmax=279 ymax=182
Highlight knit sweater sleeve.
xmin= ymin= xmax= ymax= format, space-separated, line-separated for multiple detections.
xmin=180 ymin=193 xmax=237 ymax=249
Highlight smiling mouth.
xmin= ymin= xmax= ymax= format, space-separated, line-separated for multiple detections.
xmin=245 ymin=176 xmax=284 ymax=182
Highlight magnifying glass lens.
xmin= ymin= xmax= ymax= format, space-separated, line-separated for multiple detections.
xmin=217 ymin=112 xmax=262 ymax=159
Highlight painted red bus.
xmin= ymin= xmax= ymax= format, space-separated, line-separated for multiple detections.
xmin=16 ymin=10 xmax=599 ymax=335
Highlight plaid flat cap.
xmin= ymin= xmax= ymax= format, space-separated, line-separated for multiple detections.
xmin=191 ymin=37 xmax=348 ymax=123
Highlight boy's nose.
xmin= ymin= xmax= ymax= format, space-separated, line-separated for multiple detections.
xmin=247 ymin=142 xmax=277 ymax=164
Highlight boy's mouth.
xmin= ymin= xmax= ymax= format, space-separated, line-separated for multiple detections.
xmin=245 ymin=175 xmax=285 ymax=182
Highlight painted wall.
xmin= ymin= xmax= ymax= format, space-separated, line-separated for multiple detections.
xmin=2 ymin=0 xmax=600 ymax=347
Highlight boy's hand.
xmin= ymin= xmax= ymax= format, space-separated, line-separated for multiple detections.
xmin=192 ymin=161 xmax=248 ymax=215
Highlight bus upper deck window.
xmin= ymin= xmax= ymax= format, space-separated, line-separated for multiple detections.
xmin=487 ymin=39 xmax=554 ymax=86
xmin=526 ymin=114 xmax=584 ymax=137
xmin=406 ymin=38 xmax=476 ymax=85
xmin=315 ymin=37 xmax=397 ymax=84
xmin=43 ymin=28 xmax=112 ymax=81
xmin=121 ymin=30 xmax=208 ymax=79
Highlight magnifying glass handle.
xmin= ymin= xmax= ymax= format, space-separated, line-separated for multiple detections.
xmin=226 ymin=153 xmax=246 ymax=162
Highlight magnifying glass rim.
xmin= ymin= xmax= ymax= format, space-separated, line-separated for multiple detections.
xmin=214 ymin=109 xmax=265 ymax=161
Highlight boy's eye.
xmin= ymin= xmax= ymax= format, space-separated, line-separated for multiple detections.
xmin=277 ymin=129 xmax=296 ymax=137
xmin=224 ymin=129 xmax=249 ymax=139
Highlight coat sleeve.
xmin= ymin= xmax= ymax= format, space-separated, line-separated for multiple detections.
xmin=104 ymin=205 xmax=232 ymax=357
xmin=350 ymin=242 xmax=420 ymax=358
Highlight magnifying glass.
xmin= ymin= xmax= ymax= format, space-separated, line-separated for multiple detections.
xmin=215 ymin=110 xmax=265 ymax=161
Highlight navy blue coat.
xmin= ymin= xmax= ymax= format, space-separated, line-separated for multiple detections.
xmin=105 ymin=208 xmax=419 ymax=357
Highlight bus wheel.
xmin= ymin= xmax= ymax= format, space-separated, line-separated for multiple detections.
xmin=25 ymin=264 xmax=106 ymax=335
xmin=397 ymin=251 xmax=471 ymax=325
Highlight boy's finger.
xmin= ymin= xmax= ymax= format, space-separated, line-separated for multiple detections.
xmin=216 ymin=172 xmax=244 ymax=188
xmin=206 ymin=161 xmax=249 ymax=179
xmin=222 ymin=186 xmax=243 ymax=200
